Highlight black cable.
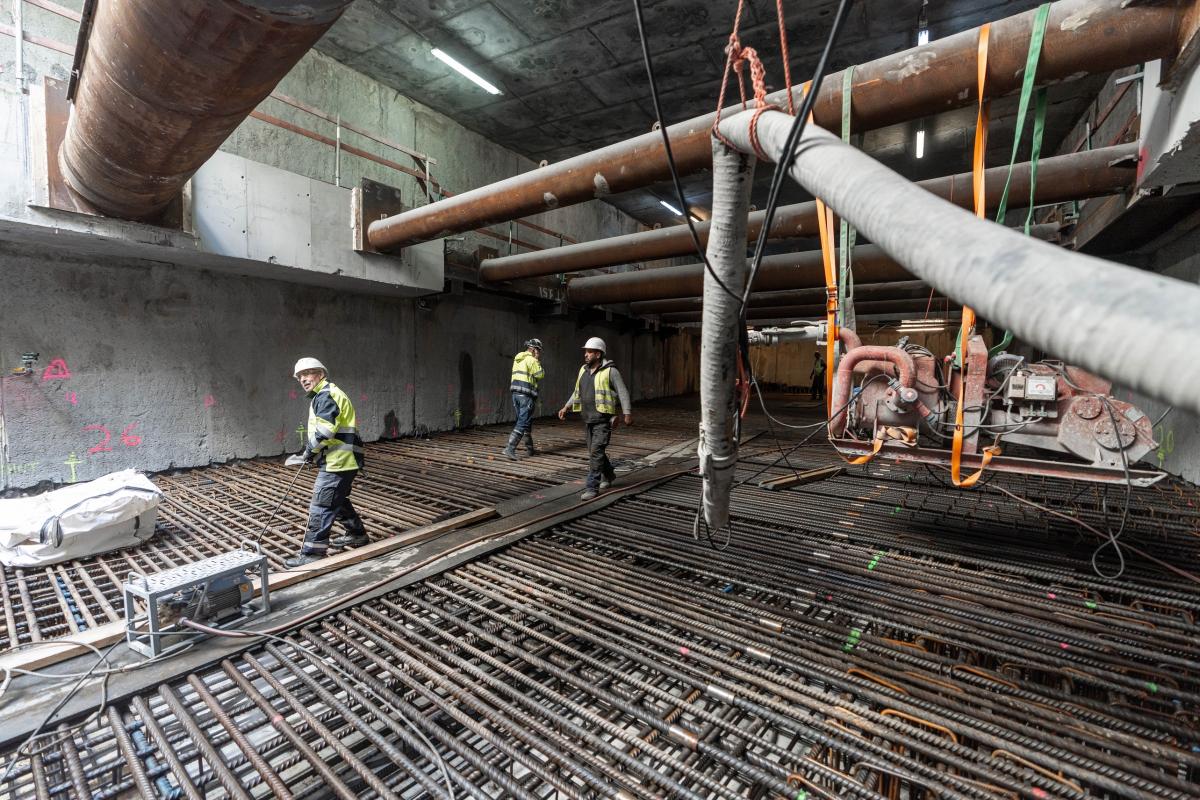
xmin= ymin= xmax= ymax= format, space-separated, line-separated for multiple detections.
xmin=255 ymin=460 xmax=309 ymax=549
xmin=740 ymin=0 xmax=857 ymax=314
xmin=632 ymin=0 xmax=740 ymax=303
xmin=1091 ymin=397 xmax=1132 ymax=580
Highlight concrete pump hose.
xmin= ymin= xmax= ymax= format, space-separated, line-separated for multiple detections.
xmin=698 ymin=139 xmax=756 ymax=533
xmin=717 ymin=110 xmax=1200 ymax=418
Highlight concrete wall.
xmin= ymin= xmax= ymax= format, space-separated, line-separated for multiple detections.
xmin=0 ymin=242 xmax=694 ymax=490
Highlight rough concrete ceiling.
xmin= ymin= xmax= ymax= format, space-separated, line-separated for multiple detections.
xmin=317 ymin=0 xmax=1103 ymax=227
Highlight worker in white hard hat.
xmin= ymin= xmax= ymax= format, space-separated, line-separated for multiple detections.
xmin=557 ymin=337 xmax=632 ymax=500
xmin=503 ymin=337 xmax=546 ymax=460
xmin=283 ymin=357 xmax=366 ymax=568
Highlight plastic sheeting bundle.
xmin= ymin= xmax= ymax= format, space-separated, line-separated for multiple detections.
xmin=0 ymin=469 xmax=162 ymax=567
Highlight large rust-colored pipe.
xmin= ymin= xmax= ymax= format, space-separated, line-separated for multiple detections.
xmin=631 ymin=280 xmax=937 ymax=315
xmin=662 ymin=299 xmax=943 ymax=325
xmin=367 ymin=0 xmax=1175 ymax=250
xmin=61 ymin=0 xmax=352 ymax=220
xmin=480 ymin=144 xmax=1133 ymax=281
xmin=568 ymin=246 xmax=911 ymax=306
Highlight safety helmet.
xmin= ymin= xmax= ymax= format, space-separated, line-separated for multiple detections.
xmin=582 ymin=337 xmax=607 ymax=353
xmin=524 ymin=338 xmax=543 ymax=351
xmin=293 ymin=357 xmax=327 ymax=377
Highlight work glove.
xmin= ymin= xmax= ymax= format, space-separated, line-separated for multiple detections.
xmin=284 ymin=453 xmax=308 ymax=467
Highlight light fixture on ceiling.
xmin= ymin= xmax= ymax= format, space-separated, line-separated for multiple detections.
xmin=431 ymin=48 xmax=502 ymax=95
xmin=915 ymin=2 xmax=929 ymax=157
xmin=659 ymin=199 xmax=683 ymax=216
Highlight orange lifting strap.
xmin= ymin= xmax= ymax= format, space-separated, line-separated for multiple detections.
xmin=951 ymin=23 xmax=999 ymax=487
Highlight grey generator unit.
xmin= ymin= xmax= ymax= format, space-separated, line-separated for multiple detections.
xmin=123 ymin=549 xmax=270 ymax=658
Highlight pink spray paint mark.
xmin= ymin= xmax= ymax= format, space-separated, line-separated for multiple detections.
xmin=289 ymin=388 xmax=298 ymax=400
xmin=65 ymin=391 xmax=78 ymax=406
xmin=41 ymin=358 xmax=71 ymax=382
xmin=359 ymin=392 xmax=368 ymax=402
xmin=204 ymin=394 xmax=217 ymax=408
xmin=1046 ymin=592 xmax=1057 ymax=600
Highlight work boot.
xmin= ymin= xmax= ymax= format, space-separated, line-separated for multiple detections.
xmin=331 ymin=532 xmax=369 ymax=549
xmin=502 ymin=430 xmax=521 ymax=461
xmin=599 ymin=478 xmax=611 ymax=490
xmin=580 ymin=489 xmax=598 ymax=501
xmin=523 ymin=432 xmax=537 ymax=455
xmin=284 ymin=553 xmax=322 ymax=569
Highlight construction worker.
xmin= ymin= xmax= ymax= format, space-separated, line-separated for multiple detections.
xmin=810 ymin=353 xmax=826 ymax=402
xmin=503 ymin=338 xmax=545 ymax=460
xmin=283 ymin=357 xmax=366 ymax=568
xmin=557 ymin=337 xmax=632 ymax=500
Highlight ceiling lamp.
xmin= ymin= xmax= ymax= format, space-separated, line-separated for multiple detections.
xmin=431 ymin=48 xmax=502 ymax=95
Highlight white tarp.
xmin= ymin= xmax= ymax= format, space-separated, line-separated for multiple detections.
xmin=0 ymin=469 xmax=162 ymax=567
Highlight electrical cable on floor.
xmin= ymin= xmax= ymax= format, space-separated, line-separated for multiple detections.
xmin=1091 ymin=397 xmax=1132 ymax=580
xmin=255 ymin=459 xmax=309 ymax=549
xmin=632 ymin=0 xmax=739 ymax=302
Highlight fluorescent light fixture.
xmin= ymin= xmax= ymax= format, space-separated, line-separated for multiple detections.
xmin=917 ymin=28 xmax=930 ymax=46
xmin=901 ymin=319 xmax=945 ymax=324
xmin=660 ymin=199 xmax=683 ymax=216
xmin=897 ymin=324 xmax=946 ymax=332
xmin=431 ymin=48 xmax=502 ymax=95
xmin=915 ymin=128 xmax=925 ymax=159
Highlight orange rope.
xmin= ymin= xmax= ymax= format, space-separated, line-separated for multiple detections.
xmin=950 ymin=23 xmax=997 ymax=488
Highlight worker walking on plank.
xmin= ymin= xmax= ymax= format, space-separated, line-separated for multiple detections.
xmin=503 ymin=338 xmax=546 ymax=460
xmin=284 ymin=357 xmax=367 ymax=568
xmin=557 ymin=337 xmax=633 ymax=501
xmin=810 ymin=353 xmax=826 ymax=402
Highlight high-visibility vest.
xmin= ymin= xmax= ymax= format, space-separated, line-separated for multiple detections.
xmin=306 ymin=379 xmax=363 ymax=472
xmin=572 ymin=363 xmax=618 ymax=415
xmin=510 ymin=351 xmax=545 ymax=397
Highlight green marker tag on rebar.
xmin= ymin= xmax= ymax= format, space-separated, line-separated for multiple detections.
xmin=891 ymin=506 xmax=900 ymax=515
xmin=796 ymin=792 xmax=808 ymax=800
xmin=844 ymin=628 xmax=862 ymax=652
xmin=1085 ymin=600 xmax=1098 ymax=610
xmin=867 ymin=552 xmax=884 ymax=570
xmin=1146 ymin=681 xmax=1158 ymax=694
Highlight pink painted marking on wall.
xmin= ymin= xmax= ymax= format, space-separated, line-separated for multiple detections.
xmin=289 ymin=388 xmax=298 ymax=400
xmin=41 ymin=358 xmax=72 ymax=382
xmin=274 ymin=429 xmax=287 ymax=443
xmin=405 ymin=383 xmax=414 ymax=394
xmin=204 ymin=394 xmax=217 ymax=408
xmin=359 ymin=392 xmax=368 ymax=402
xmin=121 ymin=422 xmax=142 ymax=447
xmin=65 ymin=391 xmax=78 ymax=406
xmin=84 ymin=424 xmax=113 ymax=454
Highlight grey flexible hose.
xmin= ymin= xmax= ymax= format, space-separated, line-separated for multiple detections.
xmin=716 ymin=110 xmax=1200 ymax=417
xmin=697 ymin=140 xmax=755 ymax=532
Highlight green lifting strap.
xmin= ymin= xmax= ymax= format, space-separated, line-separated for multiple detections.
xmin=988 ymin=2 xmax=1051 ymax=358
xmin=837 ymin=66 xmax=857 ymax=329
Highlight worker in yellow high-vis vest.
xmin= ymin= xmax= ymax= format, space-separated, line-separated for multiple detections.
xmin=503 ymin=338 xmax=545 ymax=460
xmin=283 ymin=357 xmax=366 ymax=568
xmin=557 ymin=337 xmax=632 ymax=500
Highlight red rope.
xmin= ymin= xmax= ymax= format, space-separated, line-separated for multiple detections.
xmin=712 ymin=0 xmax=784 ymax=159
xmin=776 ymin=0 xmax=795 ymax=115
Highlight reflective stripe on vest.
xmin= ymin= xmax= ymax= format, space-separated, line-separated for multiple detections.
xmin=307 ymin=380 xmax=362 ymax=472
xmin=572 ymin=364 xmax=617 ymax=415
xmin=510 ymin=352 xmax=544 ymax=397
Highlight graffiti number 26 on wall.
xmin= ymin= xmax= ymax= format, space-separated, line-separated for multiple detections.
xmin=84 ymin=422 xmax=143 ymax=454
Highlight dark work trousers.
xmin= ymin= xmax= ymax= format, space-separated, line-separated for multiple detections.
xmin=585 ymin=419 xmax=616 ymax=490
xmin=302 ymin=469 xmax=365 ymax=555
xmin=511 ymin=392 xmax=535 ymax=435
xmin=811 ymin=375 xmax=825 ymax=401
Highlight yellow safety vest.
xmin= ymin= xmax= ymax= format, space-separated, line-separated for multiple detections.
xmin=306 ymin=379 xmax=362 ymax=472
xmin=510 ymin=351 xmax=545 ymax=397
xmin=572 ymin=364 xmax=618 ymax=415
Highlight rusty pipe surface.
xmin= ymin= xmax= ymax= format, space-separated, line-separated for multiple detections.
xmin=61 ymin=0 xmax=351 ymax=220
xmin=830 ymin=346 xmax=919 ymax=437
xmin=480 ymin=145 xmax=1128 ymax=282
xmin=368 ymin=0 xmax=1173 ymax=251
xmin=662 ymin=299 xmax=943 ymax=325
xmin=568 ymin=246 xmax=910 ymax=306
xmin=630 ymin=280 xmax=934 ymax=314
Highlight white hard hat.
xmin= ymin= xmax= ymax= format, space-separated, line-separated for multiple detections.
xmin=293 ymin=357 xmax=327 ymax=377
xmin=582 ymin=337 xmax=607 ymax=353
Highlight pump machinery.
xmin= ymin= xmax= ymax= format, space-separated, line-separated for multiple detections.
xmin=767 ymin=326 xmax=1164 ymax=486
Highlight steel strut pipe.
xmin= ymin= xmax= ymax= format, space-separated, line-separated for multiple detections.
xmin=631 ymin=280 xmax=934 ymax=314
xmin=661 ymin=298 xmax=947 ymax=325
xmin=61 ymin=0 xmax=352 ymax=220
xmin=480 ymin=145 xmax=1132 ymax=282
xmin=717 ymin=109 xmax=1200 ymax=416
xmin=366 ymin=0 xmax=1174 ymax=251
xmin=568 ymin=245 xmax=910 ymax=306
